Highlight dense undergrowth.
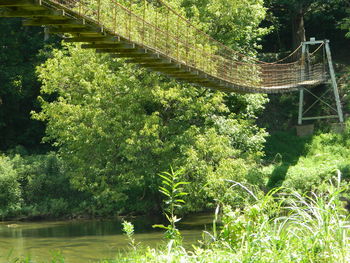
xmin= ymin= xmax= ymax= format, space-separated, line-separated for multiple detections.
xmin=1 ymin=120 xmax=350 ymax=222
xmin=0 ymin=150 xmax=91 ymax=219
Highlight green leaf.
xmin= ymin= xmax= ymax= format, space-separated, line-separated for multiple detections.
xmin=152 ymin=224 xmax=169 ymax=230
xmin=174 ymin=192 xmax=188 ymax=197
xmin=158 ymin=173 xmax=173 ymax=183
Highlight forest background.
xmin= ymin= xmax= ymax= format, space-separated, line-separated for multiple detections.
xmin=0 ymin=0 xmax=350 ymax=220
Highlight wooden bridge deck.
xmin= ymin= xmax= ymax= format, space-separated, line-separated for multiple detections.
xmin=0 ymin=0 xmax=328 ymax=94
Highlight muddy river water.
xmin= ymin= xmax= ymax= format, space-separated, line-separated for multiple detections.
xmin=0 ymin=213 xmax=213 ymax=262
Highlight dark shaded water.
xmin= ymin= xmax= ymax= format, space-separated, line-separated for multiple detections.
xmin=0 ymin=213 xmax=212 ymax=262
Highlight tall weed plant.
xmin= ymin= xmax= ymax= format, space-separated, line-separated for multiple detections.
xmin=153 ymin=168 xmax=189 ymax=247
xmin=117 ymin=173 xmax=350 ymax=263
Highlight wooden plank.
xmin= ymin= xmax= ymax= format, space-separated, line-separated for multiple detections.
xmin=125 ymin=57 xmax=167 ymax=64
xmin=144 ymin=67 xmax=182 ymax=73
xmin=0 ymin=8 xmax=63 ymax=17
xmin=166 ymin=73 xmax=210 ymax=83
xmin=48 ymin=26 xmax=103 ymax=34
xmin=176 ymin=78 xmax=216 ymax=87
xmin=64 ymin=36 xmax=117 ymax=43
xmin=112 ymin=50 xmax=170 ymax=60
xmin=141 ymin=62 xmax=179 ymax=68
xmin=161 ymin=72 xmax=237 ymax=93
xmin=111 ymin=53 xmax=151 ymax=58
xmin=82 ymin=42 xmax=139 ymax=50
xmin=0 ymin=0 xmax=38 ymax=6
xmin=96 ymin=48 xmax=138 ymax=53
xmin=0 ymin=9 xmax=45 ymax=17
xmin=23 ymin=18 xmax=86 ymax=27
xmin=81 ymin=43 xmax=127 ymax=49
xmin=97 ymin=46 xmax=146 ymax=53
xmin=123 ymin=53 xmax=163 ymax=62
xmin=169 ymin=72 xmax=203 ymax=78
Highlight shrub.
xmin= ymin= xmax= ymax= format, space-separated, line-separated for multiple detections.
xmin=0 ymin=152 xmax=90 ymax=219
xmin=0 ymin=155 xmax=21 ymax=218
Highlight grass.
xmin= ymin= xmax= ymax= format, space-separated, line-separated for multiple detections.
xmin=111 ymin=179 xmax=350 ymax=263
xmin=264 ymin=122 xmax=350 ymax=192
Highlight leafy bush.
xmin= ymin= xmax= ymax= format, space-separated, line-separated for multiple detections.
xmin=0 ymin=152 xmax=90 ymax=219
xmin=0 ymin=155 xmax=21 ymax=218
xmin=13 ymin=153 xmax=70 ymax=204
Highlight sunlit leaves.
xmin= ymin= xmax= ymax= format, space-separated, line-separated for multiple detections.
xmin=35 ymin=41 xmax=267 ymax=214
xmin=180 ymin=0 xmax=270 ymax=52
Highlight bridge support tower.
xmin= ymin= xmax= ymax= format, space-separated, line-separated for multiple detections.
xmin=298 ymin=38 xmax=344 ymax=125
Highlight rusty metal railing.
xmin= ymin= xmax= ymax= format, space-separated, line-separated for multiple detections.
xmin=41 ymin=0 xmax=327 ymax=92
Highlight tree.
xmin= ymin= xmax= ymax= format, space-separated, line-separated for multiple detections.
xmin=265 ymin=0 xmax=349 ymax=50
xmin=34 ymin=43 xmax=268 ymax=214
xmin=180 ymin=0 xmax=270 ymax=53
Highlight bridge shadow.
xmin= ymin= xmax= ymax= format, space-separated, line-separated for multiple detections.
xmin=264 ymin=130 xmax=313 ymax=189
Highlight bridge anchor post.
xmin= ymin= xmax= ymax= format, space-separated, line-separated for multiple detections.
xmin=297 ymin=39 xmax=344 ymax=126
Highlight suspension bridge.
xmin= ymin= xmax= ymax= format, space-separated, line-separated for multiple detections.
xmin=0 ymin=0 xmax=344 ymax=122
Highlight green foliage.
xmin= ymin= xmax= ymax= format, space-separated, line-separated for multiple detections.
xmin=336 ymin=2 xmax=350 ymax=38
xmin=6 ymin=183 xmax=350 ymax=262
xmin=180 ymin=0 xmax=270 ymax=52
xmin=210 ymin=184 xmax=350 ymax=262
xmin=12 ymin=152 xmax=87 ymax=218
xmin=153 ymin=168 xmax=188 ymax=245
xmin=264 ymin=130 xmax=310 ymax=164
xmin=34 ymin=43 xmax=267 ymax=215
xmin=0 ymin=151 xmax=89 ymax=219
xmin=339 ymin=65 xmax=350 ymax=111
xmin=282 ymin=129 xmax=350 ymax=192
xmin=0 ymin=18 xmax=59 ymax=150
xmin=341 ymin=11 xmax=350 ymax=38
xmin=113 ymin=182 xmax=350 ymax=263
xmin=5 ymin=252 xmax=65 ymax=263
xmin=265 ymin=122 xmax=350 ymax=192
xmin=0 ymin=155 xmax=21 ymax=218
xmin=263 ymin=0 xmax=349 ymax=53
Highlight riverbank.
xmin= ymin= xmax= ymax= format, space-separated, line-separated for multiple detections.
xmin=4 ymin=183 xmax=350 ymax=263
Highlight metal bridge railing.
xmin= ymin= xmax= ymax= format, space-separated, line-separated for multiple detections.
xmin=41 ymin=0 xmax=327 ymax=91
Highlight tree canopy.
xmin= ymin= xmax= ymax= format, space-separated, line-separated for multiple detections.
xmin=34 ymin=43 xmax=268 ymax=213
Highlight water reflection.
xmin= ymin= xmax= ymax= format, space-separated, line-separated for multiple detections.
xmin=0 ymin=213 xmax=212 ymax=263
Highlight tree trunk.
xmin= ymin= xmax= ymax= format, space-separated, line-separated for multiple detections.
xmin=291 ymin=6 xmax=306 ymax=50
xmin=290 ymin=5 xmax=306 ymax=61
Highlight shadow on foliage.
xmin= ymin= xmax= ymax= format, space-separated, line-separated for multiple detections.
xmin=264 ymin=130 xmax=313 ymax=189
